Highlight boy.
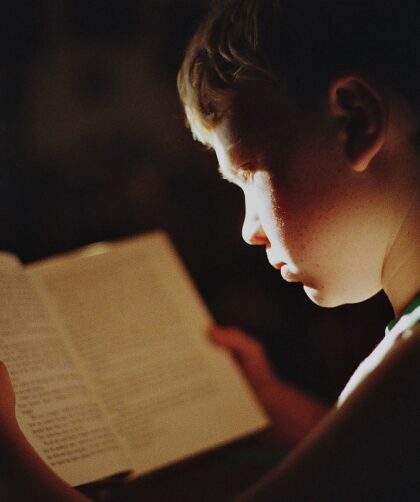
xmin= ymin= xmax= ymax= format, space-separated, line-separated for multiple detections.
xmin=1 ymin=0 xmax=419 ymax=499
xmin=177 ymin=1 xmax=419 ymax=499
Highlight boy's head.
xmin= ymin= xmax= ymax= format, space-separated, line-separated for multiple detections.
xmin=178 ymin=0 xmax=420 ymax=146
xmin=177 ymin=0 xmax=420 ymax=309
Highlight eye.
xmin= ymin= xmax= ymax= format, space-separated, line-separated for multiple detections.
xmin=236 ymin=169 xmax=252 ymax=183
xmin=236 ymin=163 xmax=255 ymax=183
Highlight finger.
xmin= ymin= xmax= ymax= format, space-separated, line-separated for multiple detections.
xmin=0 ymin=361 xmax=17 ymax=424
xmin=210 ymin=326 xmax=269 ymax=366
xmin=0 ymin=361 xmax=12 ymax=386
xmin=209 ymin=326 xmax=274 ymax=381
xmin=209 ymin=326 xmax=263 ymax=357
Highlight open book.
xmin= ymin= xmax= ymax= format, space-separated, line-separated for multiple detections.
xmin=0 ymin=231 xmax=268 ymax=487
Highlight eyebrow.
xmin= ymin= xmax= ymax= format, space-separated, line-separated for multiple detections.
xmin=215 ymin=140 xmax=241 ymax=182
xmin=230 ymin=138 xmax=260 ymax=168
xmin=215 ymin=137 xmax=256 ymax=181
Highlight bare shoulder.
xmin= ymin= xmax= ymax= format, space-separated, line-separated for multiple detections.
xmin=337 ymin=320 xmax=420 ymax=406
xmin=238 ymin=326 xmax=420 ymax=501
xmin=363 ymin=322 xmax=420 ymax=395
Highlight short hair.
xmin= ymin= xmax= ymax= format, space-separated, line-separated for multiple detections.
xmin=177 ymin=0 xmax=420 ymax=145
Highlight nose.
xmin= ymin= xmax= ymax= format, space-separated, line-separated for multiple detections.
xmin=241 ymin=203 xmax=268 ymax=246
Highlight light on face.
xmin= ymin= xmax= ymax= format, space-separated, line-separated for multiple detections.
xmin=241 ymin=190 xmax=269 ymax=246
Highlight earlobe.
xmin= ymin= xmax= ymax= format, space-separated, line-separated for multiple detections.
xmin=329 ymin=75 xmax=387 ymax=172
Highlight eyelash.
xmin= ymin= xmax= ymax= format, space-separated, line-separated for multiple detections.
xmin=236 ymin=170 xmax=251 ymax=183
xmin=236 ymin=164 xmax=255 ymax=183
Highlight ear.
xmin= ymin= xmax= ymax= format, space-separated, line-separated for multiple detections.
xmin=329 ymin=75 xmax=387 ymax=172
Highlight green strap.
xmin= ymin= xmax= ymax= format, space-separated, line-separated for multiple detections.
xmin=385 ymin=294 xmax=420 ymax=336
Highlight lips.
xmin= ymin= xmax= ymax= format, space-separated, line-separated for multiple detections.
xmin=271 ymin=262 xmax=298 ymax=282
xmin=280 ymin=265 xmax=294 ymax=281
xmin=271 ymin=262 xmax=286 ymax=270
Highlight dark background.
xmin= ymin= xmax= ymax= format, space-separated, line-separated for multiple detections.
xmin=0 ymin=0 xmax=393 ymax=404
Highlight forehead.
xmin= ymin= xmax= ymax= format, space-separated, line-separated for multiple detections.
xmin=210 ymin=83 xmax=301 ymax=170
xmin=211 ymin=120 xmax=238 ymax=179
xmin=229 ymin=82 xmax=287 ymax=143
xmin=212 ymin=116 xmax=276 ymax=183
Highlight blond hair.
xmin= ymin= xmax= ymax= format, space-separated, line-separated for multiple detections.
xmin=178 ymin=0 xmax=420 ymax=146
xmin=177 ymin=0 xmax=280 ymax=146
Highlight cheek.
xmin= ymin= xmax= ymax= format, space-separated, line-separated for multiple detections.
xmin=271 ymin=144 xmax=348 ymax=246
xmin=252 ymin=179 xmax=285 ymax=241
xmin=268 ymin=168 xmax=350 ymax=273
xmin=273 ymin=119 xmax=344 ymax=209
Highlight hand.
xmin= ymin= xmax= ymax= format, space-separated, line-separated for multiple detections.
xmin=209 ymin=326 xmax=278 ymax=387
xmin=209 ymin=326 xmax=329 ymax=447
xmin=0 ymin=362 xmax=90 ymax=500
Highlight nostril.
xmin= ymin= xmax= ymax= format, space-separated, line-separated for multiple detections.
xmin=251 ymin=233 xmax=269 ymax=246
xmin=242 ymin=200 xmax=267 ymax=245
xmin=242 ymin=221 xmax=268 ymax=246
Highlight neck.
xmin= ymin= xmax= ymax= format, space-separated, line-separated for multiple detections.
xmin=382 ymin=188 xmax=420 ymax=316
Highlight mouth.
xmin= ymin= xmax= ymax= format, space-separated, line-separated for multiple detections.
xmin=270 ymin=262 xmax=286 ymax=270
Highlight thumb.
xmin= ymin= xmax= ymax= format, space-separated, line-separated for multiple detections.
xmin=209 ymin=326 xmax=275 ymax=382
xmin=0 ymin=361 xmax=17 ymax=426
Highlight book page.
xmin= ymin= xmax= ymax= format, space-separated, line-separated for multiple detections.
xmin=28 ymin=231 xmax=268 ymax=477
xmin=0 ymin=253 xmax=130 ymax=486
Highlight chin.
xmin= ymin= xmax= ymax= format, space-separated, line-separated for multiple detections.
xmin=303 ymin=285 xmax=348 ymax=308
xmin=303 ymin=284 xmax=380 ymax=308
